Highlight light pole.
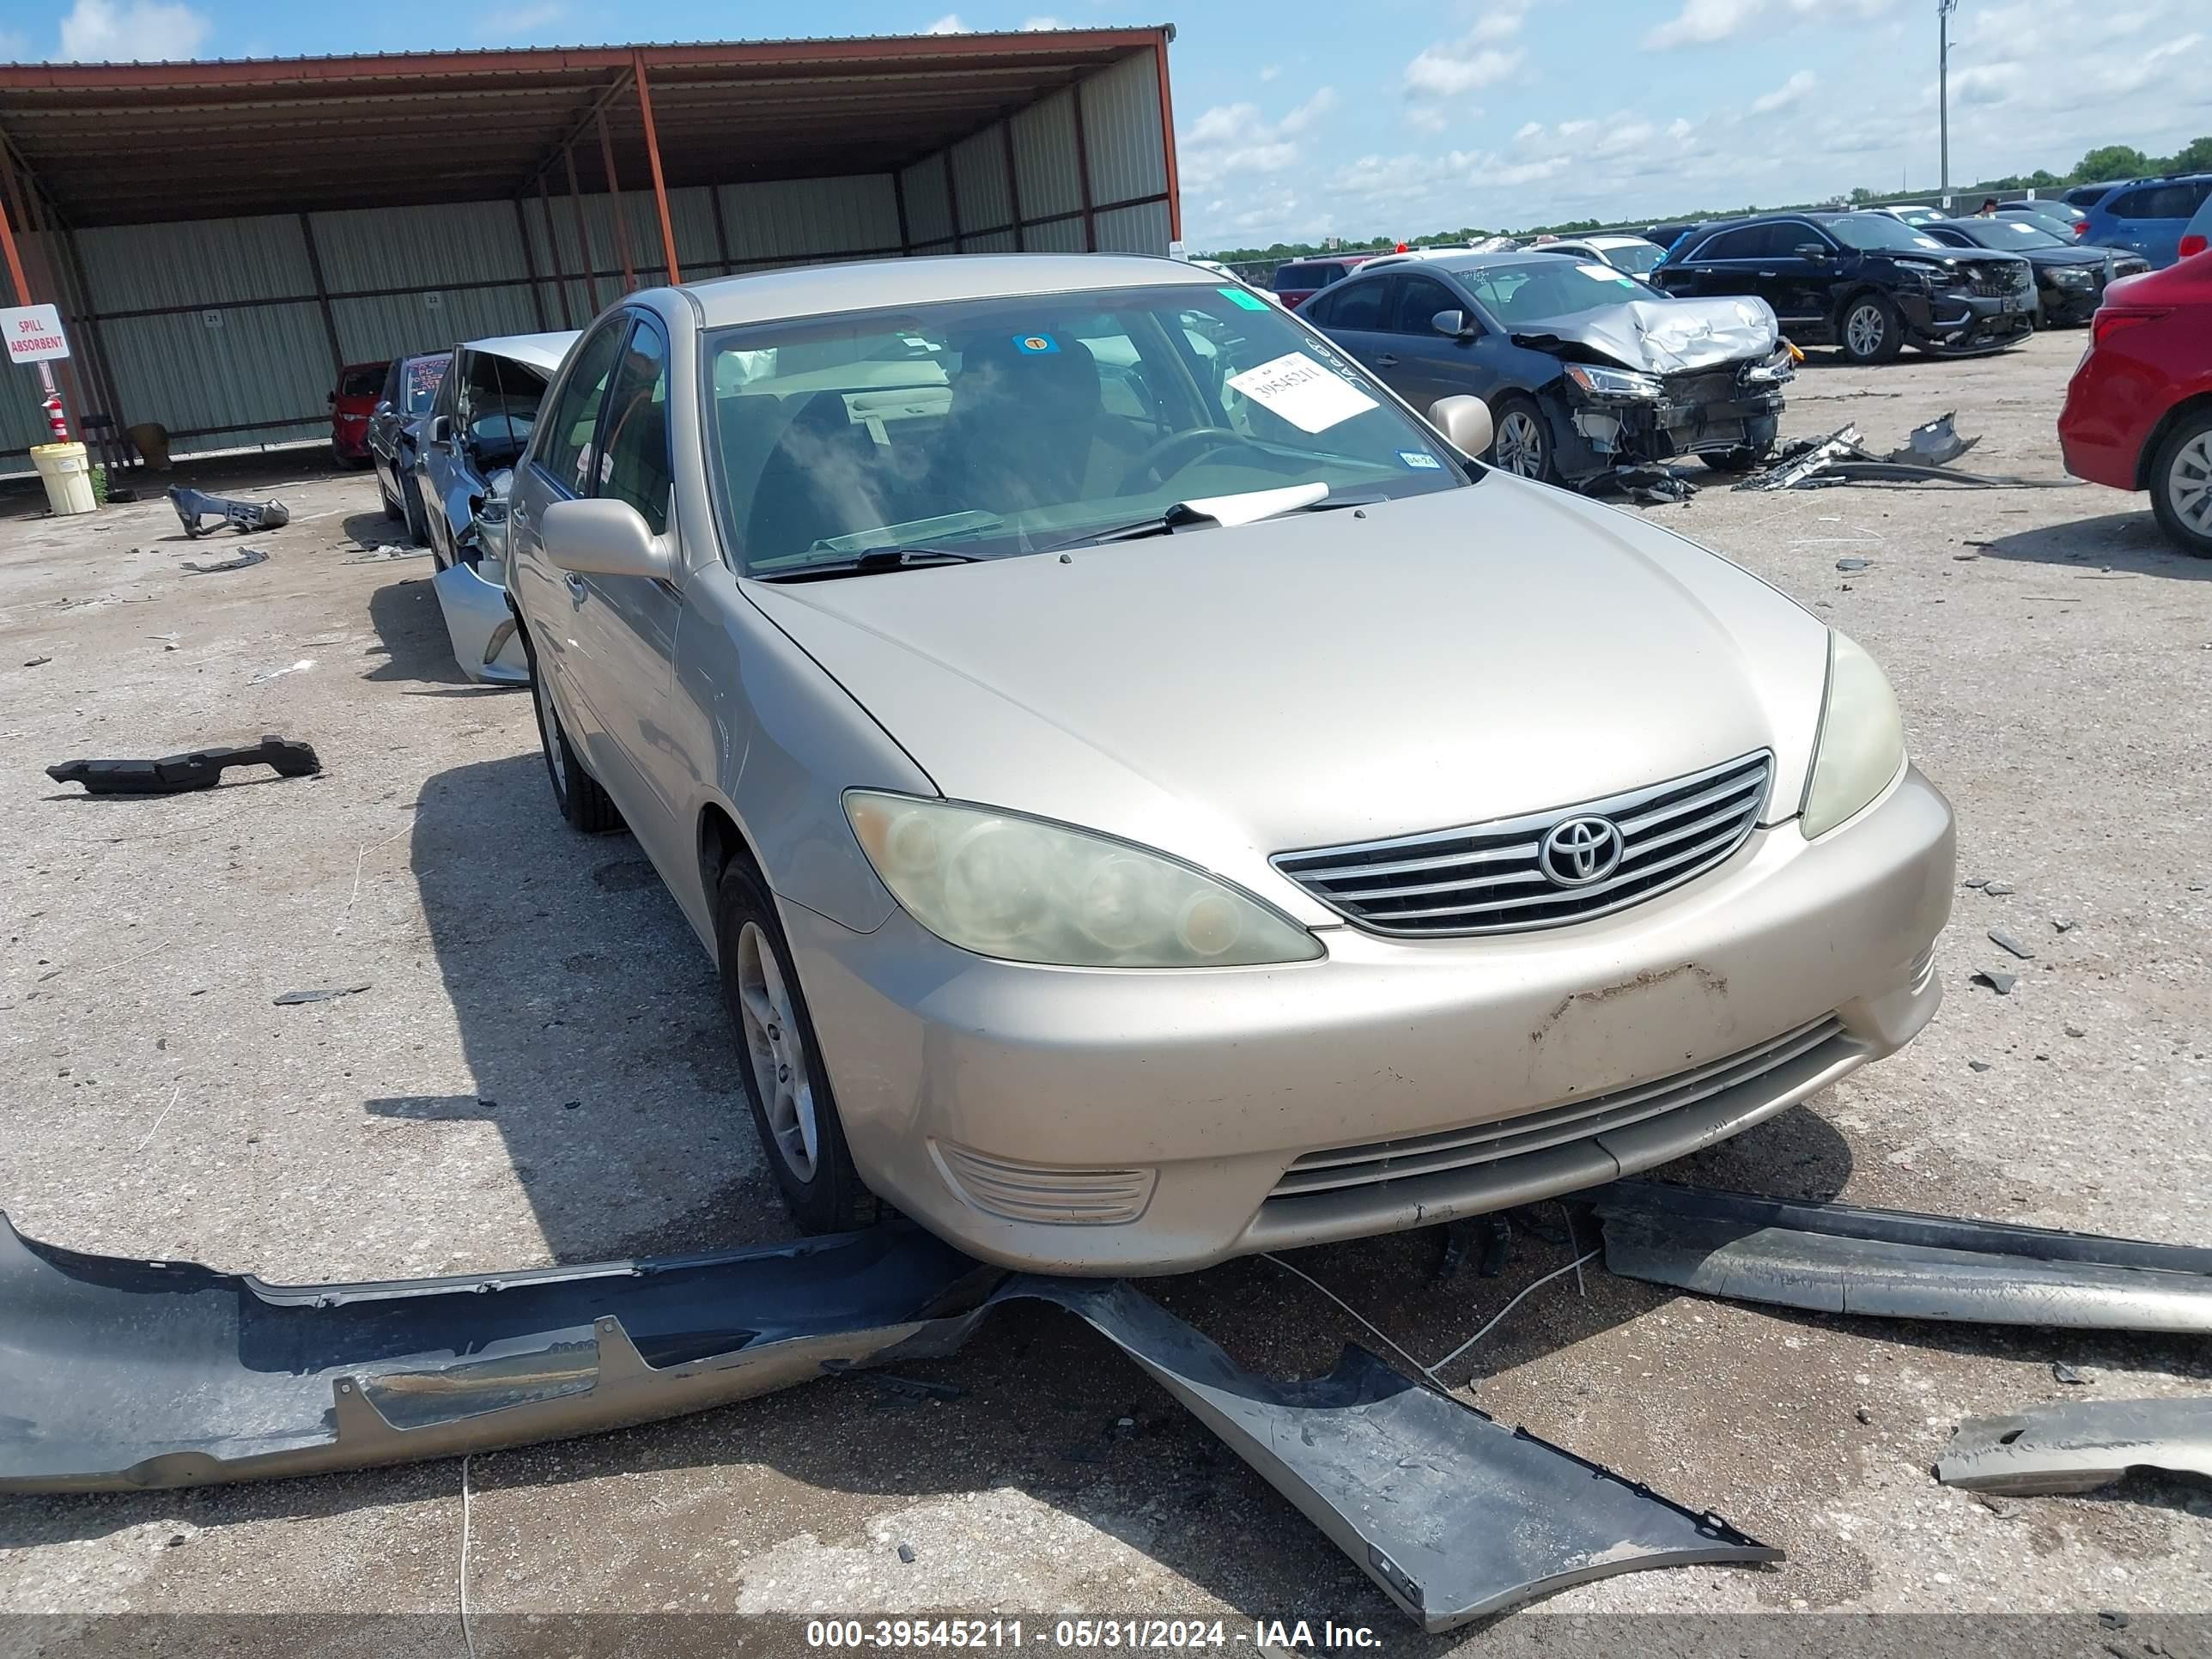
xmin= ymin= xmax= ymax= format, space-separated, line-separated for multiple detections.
xmin=1938 ymin=0 xmax=1958 ymax=201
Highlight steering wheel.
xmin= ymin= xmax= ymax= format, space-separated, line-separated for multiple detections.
xmin=1118 ymin=426 xmax=1264 ymax=494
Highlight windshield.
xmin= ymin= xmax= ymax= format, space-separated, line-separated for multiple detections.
xmin=338 ymin=366 xmax=383 ymax=398
xmin=1955 ymin=218 xmax=2067 ymax=251
xmin=1447 ymin=260 xmax=1644 ymax=324
xmin=403 ymin=356 xmax=450 ymax=414
xmin=1830 ymin=216 xmax=1948 ymax=253
xmin=705 ymin=284 xmax=1468 ymax=577
xmin=1593 ymin=241 xmax=1664 ymax=276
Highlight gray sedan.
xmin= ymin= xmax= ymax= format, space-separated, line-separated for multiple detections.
xmin=505 ymin=254 xmax=1953 ymax=1274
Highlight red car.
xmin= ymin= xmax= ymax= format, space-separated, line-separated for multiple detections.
xmin=328 ymin=361 xmax=386 ymax=467
xmin=1270 ymin=253 xmax=1383 ymax=310
xmin=2059 ymin=252 xmax=2212 ymax=556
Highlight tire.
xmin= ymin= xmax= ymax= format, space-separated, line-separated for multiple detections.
xmin=1838 ymin=293 xmax=1904 ymax=365
xmin=379 ymin=462 xmax=403 ymax=521
xmin=2148 ymin=407 xmax=2212 ymax=558
xmin=714 ymin=858 xmax=879 ymax=1232
xmin=401 ymin=472 xmax=432 ymax=547
xmin=1486 ymin=393 xmax=1559 ymax=483
xmin=525 ymin=635 xmax=625 ymax=833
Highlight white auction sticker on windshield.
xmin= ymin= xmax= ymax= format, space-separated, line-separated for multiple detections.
xmin=1225 ymin=351 xmax=1377 ymax=434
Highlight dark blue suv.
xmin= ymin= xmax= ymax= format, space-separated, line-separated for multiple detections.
xmin=2077 ymin=175 xmax=2212 ymax=267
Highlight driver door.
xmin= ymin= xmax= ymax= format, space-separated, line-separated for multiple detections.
xmin=1380 ymin=271 xmax=1484 ymax=412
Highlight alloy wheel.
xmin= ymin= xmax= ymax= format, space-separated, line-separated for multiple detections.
xmin=2168 ymin=431 xmax=2212 ymax=537
xmin=736 ymin=921 xmax=819 ymax=1182
xmin=1496 ymin=410 xmax=1546 ymax=478
xmin=1845 ymin=304 xmax=1886 ymax=358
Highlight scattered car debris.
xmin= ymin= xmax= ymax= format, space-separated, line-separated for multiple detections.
xmin=1736 ymin=422 xmax=2074 ymax=491
xmin=167 ymin=485 xmax=291 ymax=538
xmin=2065 ymin=1024 xmax=2087 ymax=1038
xmin=1968 ymin=1060 xmax=1994 ymax=1073
xmin=1888 ymin=412 xmax=1977 ymax=467
xmin=246 ymin=659 xmax=314 ymax=686
xmin=180 ymin=547 xmax=268 ymax=575
xmin=1973 ymin=970 xmax=2020 ymax=995
xmin=1593 ymin=1181 xmax=2212 ymax=1333
xmin=1984 ymin=880 xmax=2016 ymax=896
xmin=0 ymin=1212 xmax=1778 ymax=1630
xmin=23 ymin=655 xmax=51 ymax=668
xmin=45 ymin=736 xmax=322 ymax=797
xmin=1963 ymin=877 xmax=1990 ymax=889
xmin=343 ymin=544 xmax=434 ymax=564
xmin=2052 ymin=1361 xmax=2088 ymax=1385
xmin=1990 ymin=928 xmax=2036 ymax=960
xmin=271 ymin=983 xmax=373 ymax=1006
xmin=2053 ymin=915 xmax=2078 ymax=933
xmin=1936 ymin=1398 xmax=2212 ymax=1497
xmin=1583 ymin=463 xmax=1699 ymax=506
xmin=1836 ymin=557 xmax=1875 ymax=572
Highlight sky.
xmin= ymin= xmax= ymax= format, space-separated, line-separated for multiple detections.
xmin=3 ymin=0 xmax=2202 ymax=251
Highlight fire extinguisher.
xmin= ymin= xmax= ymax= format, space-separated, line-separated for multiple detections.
xmin=42 ymin=389 xmax=69 ymax=442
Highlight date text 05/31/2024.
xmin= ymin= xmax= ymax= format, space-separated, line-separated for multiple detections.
xmin=804 ymin=1619 xmax=1383 ymax=1650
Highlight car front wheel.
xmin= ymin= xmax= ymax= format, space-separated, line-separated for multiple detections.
xmin=2149 ymin=409 xmax=2212 ymax=558
xmin=1486 ymin=394 xmax=1558 ymax=483
xmin=715 ymin=860 xmax=879 ymax=1232
xmin=1839 ymin=294 xmax=1904 ymax=365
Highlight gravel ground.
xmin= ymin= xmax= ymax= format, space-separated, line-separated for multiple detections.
xmin=2 ymin=329 xmax=2209 ymax=1656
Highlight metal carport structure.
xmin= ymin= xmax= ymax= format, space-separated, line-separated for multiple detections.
xmin=0 ymin=27 xmax=1180 ymax=470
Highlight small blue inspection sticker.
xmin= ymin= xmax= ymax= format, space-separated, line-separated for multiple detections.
xmin=1218 ymin=285 xmax=1270 ymax=311
xmin=1399 ymin=450 xmax=1443 ymax=470
xmin=1012 ymin=333 xmax=1060 ymax=354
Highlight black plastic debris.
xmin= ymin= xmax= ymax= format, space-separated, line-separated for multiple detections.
xmin=1887 ymin=412 xmax=1977 ymax=467
xmin=0 ymin=1212 xmax=1778 ymax=1630
xmin=1593 ymin=1180 xmax=2212 ymax=1333
xmin=181 ymin=547 xmax=269 ymax=575
xmin=168 ymin=485 xmax=290 ymax=538
xmin=46 ymin=735 xmax=322 ymax=796
xmin=1583 ymin=463 xmax=1699 ymax=507
xmin=1972 ymin=969 xmax=2020 ymax=995
xmin=1736 ymin=422 xmax=2073 ymax=491
xmin=271 ymin=983 xmax=371 ymax=1006
xmin=1936 ymin=1398 xmax=2212 ymax=1496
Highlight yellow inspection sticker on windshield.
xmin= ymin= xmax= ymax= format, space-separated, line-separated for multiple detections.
xmin=1225 ymin=351 xmax=1378 ymax=434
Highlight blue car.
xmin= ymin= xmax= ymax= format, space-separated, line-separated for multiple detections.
xmin=2076 ymin=174 xmax=2212 ymax=267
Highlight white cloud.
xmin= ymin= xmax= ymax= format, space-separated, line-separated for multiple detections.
xmin=1019 ymin=15 xmax=1066 ymax=28
xmin=1513 ymin=120 xmax=1542 ymax=142
xmin=1180 ymin=88 xmax=1339 ymax=191
xmin=1750 ymin=68 xmax=1818 ymax=113
xmin=1403 ymin=40 xmax=1523 ymax=98
xmin=475 ymin=2 xmax=564 ymax=37
xmin=1643 ymin=0 xmax=1764 ymax=48
xmin=1258 ymin=64 xmax=1281 ymax=82
xmin=1469 ymin=1 xmax=1529 ymax=41
xmin=55 ymin=0 xmax=209 ymax=59
xmin=1328 ymin=154 xmax=1441 ymax=205
xmin=924 ymin=13 xmax=968 ymax=33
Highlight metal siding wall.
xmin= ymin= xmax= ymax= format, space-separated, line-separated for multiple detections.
xmin=0 ymin=366 xmax=51 ymax=457
xmin=1093 ymin=198 xmax=1170 ymax=254
xmin=331 ymin=287 xmax=541 ymax=367
xmin=100 ymin=301 xmax=330 ymax=449
xmin=1021 ymin=216 xmax=1089 ymax=253
xmin=1079 ymin=52 xmax=1168 ymax=206
xmin=310 ymin=200 xmax=526 ymax=291
xmin=718 ymin=176 xmax=902 ymax=259
xmin=900 ymin=158 xmax=953 ymax=245
xmin=951 ymin=128 xmax=1012 ymax=232
xmin=1012 ymin=89 xmax=1083 ymax=221
xmin=75 ymin=215 xmax=314 ymax=311
xmin=960 ymin=228 xmax=1018 ymax=254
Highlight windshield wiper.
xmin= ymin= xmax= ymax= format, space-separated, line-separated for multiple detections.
xmin=757 ymin=547 xmax=983 ymax=583
xmin=1040 ymin=501 xmax=1223 ymax=552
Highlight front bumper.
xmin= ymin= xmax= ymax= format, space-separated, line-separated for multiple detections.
xmin=788 ymin=764 xmax=1954 ymax=1273
xmin=1902 ymin=288 xmax=2034 ymax=350
xmin=430 ymin=560 xmax=529 ymax=684
xmin=1558 ymin=356 xmax=1790 ymax=478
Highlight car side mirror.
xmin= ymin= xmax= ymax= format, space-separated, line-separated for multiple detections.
xmin=326 ymin=392 xmax=337 ymax=406
xmin=1794 ymin=243 xmax=1831 ymax=260
xmin=429 ymin=415 xmax=453 ymax=447
xmin=1431 ymin=308 xmax=1478 ymax=340
xmin=373 ymin=399 xmax=392 ymax=417
xmin=541 ymin=496 xmax=673 ymax=582
xmin=1427 ymin=394 xmax=1492 ymax=459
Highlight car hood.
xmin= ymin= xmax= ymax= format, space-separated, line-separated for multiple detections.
xmin=2017 ymin=245 xmax=2111 ymax=270
xmin=748 ymin=479 xmax=1831 ymax=915
xmin=1510 ymin=295 xmax=1780 ymax=374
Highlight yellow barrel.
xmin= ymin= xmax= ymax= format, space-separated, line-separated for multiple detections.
xmin=31 ymin=441 xmax=97 ymax=516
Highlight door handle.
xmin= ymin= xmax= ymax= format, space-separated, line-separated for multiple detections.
xmin=1375 ymin=353 xmax=1400 ymax=367
xmin=562 ymin=572 xmax=587 ymax=604
xmin=1755 ymin=270 xmax=1778 ymax=277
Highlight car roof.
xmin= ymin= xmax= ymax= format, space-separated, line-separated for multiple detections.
xmin=686 ymin=254 xmax=1209 ymax=327
xmin=1370 ymin=250 xmax=1569 ymax=276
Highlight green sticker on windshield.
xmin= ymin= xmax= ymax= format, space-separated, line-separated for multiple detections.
xmin=1218 ymin=285 xmax=1269 ymax=311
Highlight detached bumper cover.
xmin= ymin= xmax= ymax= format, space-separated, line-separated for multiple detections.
xmin=0 ymin=1212 xmax=1775 ymax=1631
xmin=1936 ymin=1398 xmax=2212 ymax=1497
xmin=1595 ymin=1180 xmax=2212 ymax=1332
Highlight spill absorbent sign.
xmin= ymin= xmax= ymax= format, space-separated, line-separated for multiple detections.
xmin=1226 ymin=351 xmax=1377 ymax=434
xmin=3 ymin=305 xmax=70 ymax=365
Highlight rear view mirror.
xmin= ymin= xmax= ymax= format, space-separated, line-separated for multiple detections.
xmin=429 ymin=415 xmax=453 ymax=447
xmin=1431 ymin=308 xmax=1478 ymax=340
xmin=1428 ymin=394 xmax=1493 ymax=459
xmin=1794 ymin=243 xmax=1831 ymax=260
xmin=542 ymin=496 xmax=673 ymax=583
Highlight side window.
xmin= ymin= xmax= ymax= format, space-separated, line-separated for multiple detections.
xmin=1326 ymin=276 xmax=1388 ymax=331
xmin=1301 ymin=288 xmax=1337 ymax=325
xmin=599 ymin=321 xmax=672 ymax=535
xmin=1693 ymin=227 xmax=1759 ymax=261
xmin=534 ymin=320 xmax=627 ymax=498
xmin=2107 ymin=188 xmax=2153 ymax=219
xmin=1390 ymin=276 xmax=1461 ymax=335
xmin=379 ymin=361 xmax=399 ymax=408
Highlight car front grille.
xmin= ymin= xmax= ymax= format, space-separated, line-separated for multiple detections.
xmin=1267 ymin=1012 xmax=1846 ymax=1200
xmin=1271 ymin=750 xmax=1772 ymax=937
xmin=1661 ymin=369 xmax=1739 ymax=406
xmin=1962 ymin=260 xmax=2033 ymax=298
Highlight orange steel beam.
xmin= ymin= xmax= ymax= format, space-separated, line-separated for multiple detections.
xmin=0 ymin=152 xmax=31 ymax=304
xmin=631 ymin=50 xmax=682 ymax=286
xmin=595 ymin=107 xmax=637 ymax=290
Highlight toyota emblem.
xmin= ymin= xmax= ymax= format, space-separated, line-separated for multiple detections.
xmin=1540 ymin=816 xmax=1625 ymax=886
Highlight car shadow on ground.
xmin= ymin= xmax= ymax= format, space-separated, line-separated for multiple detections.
xmin=1973 ymin=507 xmax=2210 ymax=578
xmin=340 ymin=507 xmax=406 ymax=552
xmin=362 ymin=575 xmax=471 ymax=685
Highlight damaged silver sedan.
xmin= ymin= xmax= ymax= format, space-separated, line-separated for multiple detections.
xmin=1310 ymin=249 xmax=1796 ymax=483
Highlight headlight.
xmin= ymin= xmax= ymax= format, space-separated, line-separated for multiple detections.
xmin=1801 ymin=632 xmax=1905 ymax=840
xmin=2050 ymin=266 xmax=2093 ymax=285
xmin=845 ymin=793 xmax=1324 ymax=968
xmin=1893 ymin=258 xmax=1947 ymax=289
xmin=1563 ymin=363 xmax=1665 ymax=400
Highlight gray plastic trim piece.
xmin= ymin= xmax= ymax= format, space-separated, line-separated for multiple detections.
xmin=1936 ymin=1398 xmax=2212 ymax=1496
